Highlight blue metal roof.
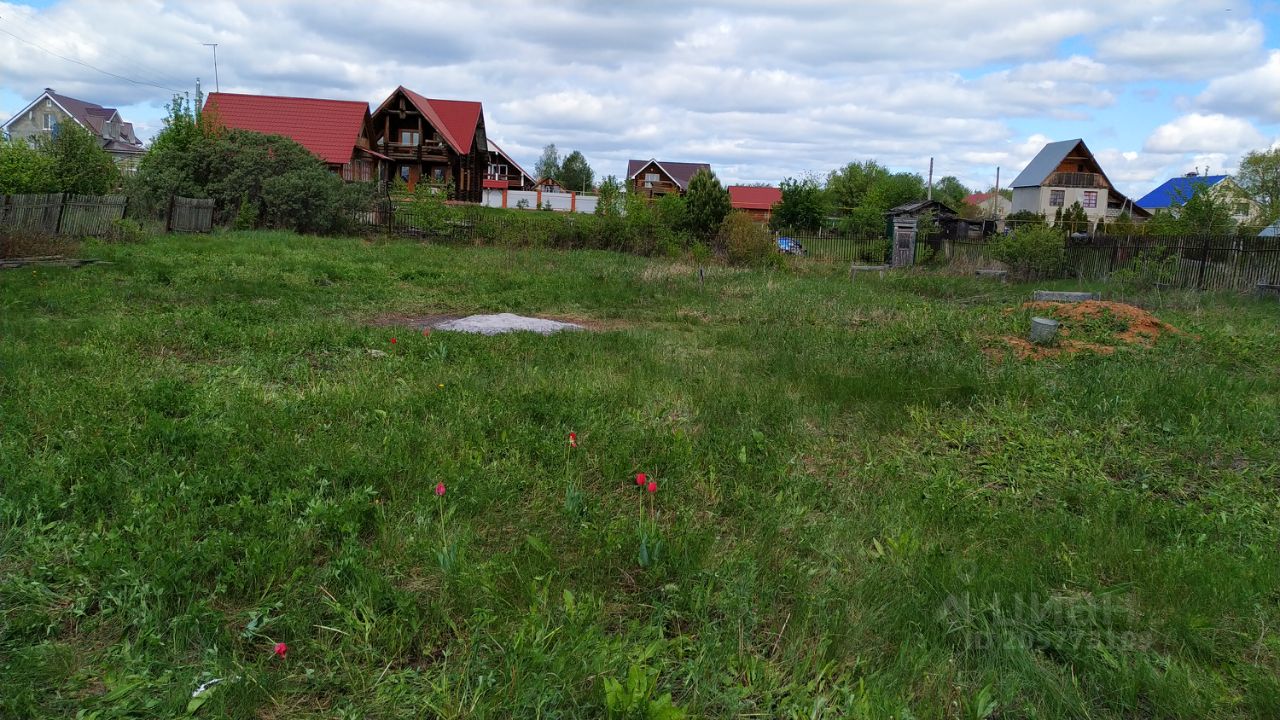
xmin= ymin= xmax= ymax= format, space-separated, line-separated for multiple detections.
xmin=1010 ymin=139 xmax=1084 ymax=188
xmin=1135 ymin=175 xmax=1228 ymax=209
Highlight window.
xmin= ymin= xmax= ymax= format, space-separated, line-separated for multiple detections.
xmin=399 ymin=130 xmax=420 ymax=145
xmin=43 ymin=112 xmax=53 ymax=129
xmin=488 ymin=163 xmax=508 ymax=179
xmin=1049 ymin=189 xmax=1065 ymax=207
xmin=1082 ymin=191 xmax=1097 ymax=209
xmin=644 ymin=173 xmax=660 ymax=182
xmin=432 ymin=167 xmax=445 ymax=181
xmin=399 ymin=165 xmax=411 ymax=182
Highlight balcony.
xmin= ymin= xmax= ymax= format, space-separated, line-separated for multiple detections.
xmin=382 ymin=139 xmax=449 ymax=160
xmin=1046 ymin=172 xmax=1104 ymax=188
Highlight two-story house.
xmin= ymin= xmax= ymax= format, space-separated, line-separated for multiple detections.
xmin=1010 ymin=139 xmax=1148 ymax=226
xmin=626 ymin=159 xmax=712 ymax=198
xmin=203 ymin=92 xmax=387 ymax=182
xmin=484 ymin=139 xmax=535 ymax=191
xmin=369 ymin=87 xmax=487 ymax=202
xmin=2 ymin=88 xmax=146 ymax=169
xmin=1136 ymin=172 xmax=1264 ymax=226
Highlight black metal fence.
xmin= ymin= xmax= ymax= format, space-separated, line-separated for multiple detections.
xmin=951 ymin=234 xmax=1280 ymax=291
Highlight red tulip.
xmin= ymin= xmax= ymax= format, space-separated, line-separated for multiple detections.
xmin=435 ymin=482 xmax=446 ymax=497
xmin=273 ymin=642 xmax=288 ymax=658
xmin=569 ymin=432 xmax=578 ymax=448
xmin=635 ymin=472 xmax=646 ymax=486
xmin=390 ymin=337 xmax=397 ymax=344
xmin=646 ymin=481 xmax=658 ymax=493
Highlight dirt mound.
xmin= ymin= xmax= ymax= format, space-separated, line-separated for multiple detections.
xmin=991 ymin=300 xmax=1179 ymax=360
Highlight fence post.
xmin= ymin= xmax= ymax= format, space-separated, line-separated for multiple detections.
xmin=165 ymin=195 xmax=176 ymax=232
xmin=53 ymin=193 xmax=67 ymax=235
xmin=1197 ymin=234 xmax=1211 ymax=290
xmin=1108 ymin=235 xmax=1120 ymax=275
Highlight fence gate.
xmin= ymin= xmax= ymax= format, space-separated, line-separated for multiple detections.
xmin=166 ymin=196 xmax=215 ymax=233
xmin=892 ymin=221 xmax=917 ymax=268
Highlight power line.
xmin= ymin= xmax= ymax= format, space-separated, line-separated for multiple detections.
xmin=0 ymin=19 xmax=183 ymax=94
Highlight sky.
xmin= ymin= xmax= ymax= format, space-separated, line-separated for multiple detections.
xmin=2 ymin=0 xmax=1279 ymax=197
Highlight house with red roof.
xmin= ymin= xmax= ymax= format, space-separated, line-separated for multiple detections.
xmin=963 ymin=191 xmax=1011 ymax=219
xmin=370 ymin=86 xmax=488 ymax=202
xmin=2 ymin=88 xmax=145 ymax=169
xmin=728 ymin=185 xmax=782 ymax=223
xmin=202 ymin=92 xmax=387 ymax=182
xmin=626 ymin=159 xmax=711 ymax=198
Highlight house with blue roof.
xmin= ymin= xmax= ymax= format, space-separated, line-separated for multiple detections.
xmin=1135 ymin=172 xmax=1262 ymax=225
xmin=1010 ymin=139 xmax=1149 ymax=228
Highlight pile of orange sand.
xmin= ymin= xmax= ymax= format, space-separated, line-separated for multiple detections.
xmin=992 ymin=300 xmax=1179 ymax=360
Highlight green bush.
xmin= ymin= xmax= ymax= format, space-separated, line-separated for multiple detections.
xmin=989 ymin=224 xmax=1066 ymax=279
xmin=718 ymin=211 xmax=778 ymax=267
xmin=105 ymin=218 xmax=145 ymax=244
xmin=1110 ymin=246 xmax=1178 ymax=292
xmin=233 ymin=192 xmax=259 ymax=230
xmin=0 ymin=139 xmax=57 ymax=194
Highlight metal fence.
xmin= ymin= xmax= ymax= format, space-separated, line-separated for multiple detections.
xmin=772 ymin=232 xmax=893 ymax=263
xmin=0 ymin=193 xmax=128 ymax=235
xmin=951 ymin=234 xmax=1280 ymax=291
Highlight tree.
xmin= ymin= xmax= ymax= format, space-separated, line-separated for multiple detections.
xmin=0 ymin=138 xmax=57 ymax=194
xmin=771 ymin=175 xmax=828 ymax=232
xmin=1177 ymin=185 xmax=1236 ymax=234
xmin=132 ymin=94 xmax=208 ymax=215
xmin=932 ymin=175 xmax=970 ymax=209
xmin=1058 ymin=201 xmax=1090 ymax=234
xmin=594 ymin=175 xmax=623 ymax=216
xmin=683 ymin=169 xmax=731 ymax=239
xmin=1236 ymin=148 xmax=1280 ymax=222
xmin=826 ymin=160 xmax=890 ymax=212
xmin=32 ymin=121 xmax=119 ymax=195
xmin=557 ymin=150 xmax=594 ymax=192
xmin=534 ymin=143 xmax=560 ymax=181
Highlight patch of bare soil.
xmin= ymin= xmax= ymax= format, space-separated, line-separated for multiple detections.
xmin=990 ymin=300 xmax=1180 ymax=361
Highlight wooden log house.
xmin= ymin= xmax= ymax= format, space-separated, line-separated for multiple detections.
xmin=370 ymin=87 xmax=488 ymax=202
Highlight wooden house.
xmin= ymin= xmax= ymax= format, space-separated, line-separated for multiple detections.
xmin=202 ymin=92 xmax=387 ymax=181
xmin=626 ymin=159 xmax=711 ymax=198
xmin=485 ymin=139 xmax=535 ymax=191
xmin=1010 ymin=139 xmax=1149 ymax=225
xmin=728 ymin=185 xmax=782 ymax=223
xmin=370 ymin=86 xmax=487 ymax=201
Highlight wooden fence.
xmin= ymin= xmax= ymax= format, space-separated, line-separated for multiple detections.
xmin=166 ymin=196 xmax=215 ymax=233
xmin=0 ymin=193 xmax=128 ymax=235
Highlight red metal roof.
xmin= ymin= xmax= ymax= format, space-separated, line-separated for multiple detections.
xmin=964 ymin=192 xmax=995 ymax=205
xmin=397 ymin=87 xmax=483 ymax=155
xmin=203 ymin=92 xmax=370 ymax=165
xmin=728 ymin=185 xmax=782 ymax=210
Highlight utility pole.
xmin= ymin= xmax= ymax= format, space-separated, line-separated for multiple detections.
xmin=927 ymin=157 xmax=934 ymax=201
xmin=202 ymin=43 xmax=219 ymax=92
xmin=993 ymin=166 xmax=1000 ymax=218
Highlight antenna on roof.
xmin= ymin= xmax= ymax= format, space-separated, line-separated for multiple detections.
xmin=202 ymin=43 xmax=219 ymax=93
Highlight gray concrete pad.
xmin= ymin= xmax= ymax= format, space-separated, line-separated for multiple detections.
xmin=432 ymin=313 xmax=584 ymax=336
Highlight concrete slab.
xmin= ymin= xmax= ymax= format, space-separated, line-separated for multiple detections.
xmin=432 ymin=313 xmax=585 ymax=336
xmin=1032 ymin=290 xmax=1100 ymax=302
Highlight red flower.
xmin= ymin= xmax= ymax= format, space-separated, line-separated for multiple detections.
xmin=435 ymin=482 xmax=446 ymax=497
xmin=390 ymin=337 xmax=397 ymax=344
xmin=569 ymin=432 xmax=578 ymax=448
xmin=646 ymin=480 xmax=658 ymax=493
xmin=273 ymin=642 xmax=288 ymax=658
xmin=422 ymin=328 xmax=432 ymax=337
xmin=635 ymin=472 xmax=646 ymax=486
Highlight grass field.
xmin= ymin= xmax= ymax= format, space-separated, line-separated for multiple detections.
xmin=3 ymin=231 xmax=1279 ymax=719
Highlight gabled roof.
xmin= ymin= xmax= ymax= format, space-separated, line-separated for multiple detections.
xmin=487 ymin=139 xmax=532 ymax=181
xmin=964 ymin=191 xmax=1007 ymax=206
xmin=1136 ymin=175 xmax=1229 ymax=209
xmin=203 ymin=92 xmax=370 ymax=165
xmin=886 ymin=199 xmax=960 ymax=217
xmin=627 ymin=159 xmax=712 ymax=190
xmin=389 ymin=87 xmax=483 ymax=155
xmin=1011 ymin=138 xmax=1105 ymax=188
xmin=728 ymin=185 xmax=781 ymax=210
xmin=2 ymin=88 xmax=143 ymax=149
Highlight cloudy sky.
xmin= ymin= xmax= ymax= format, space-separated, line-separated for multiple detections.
xmin=2 ymin=0 xmax=1278 ymax=196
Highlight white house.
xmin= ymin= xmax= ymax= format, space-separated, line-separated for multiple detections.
xmin=1010 ymin=139 xmax=1149 ymax=226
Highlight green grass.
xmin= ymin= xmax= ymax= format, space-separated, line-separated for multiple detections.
xmin=2 ymin=230 xmax=1279 ymax=719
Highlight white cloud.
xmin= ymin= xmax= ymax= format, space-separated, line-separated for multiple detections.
xmin=1197 ymin=50 xmax=1280 ymax=123
xmin=1144 ymin=113 xmax=1266 ymax=154
xmin=1096 ymin=19 xmax=1265 ymax=80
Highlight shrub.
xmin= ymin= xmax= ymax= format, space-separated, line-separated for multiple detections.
xmin=989 ymin=224 xmax=1065 ymax=279
xmin=718 ymin=211 xmax=777 ymax=267
xmin=259 ymin=164 xmax=345 ymax=234
xmin=233 ymin=192 xmax=259 ymax=230
xmin=1110 ymin=246 xmax=1178 ymax=292
xmin=684 ymin=169 xmax=731 ymax=240
xmin=32 ymin=122 xmax=119 ymax=195
xmin=0 ymin=139 xmax=57 ymax=195
xmin=105 ymin=218 xmax=145 ymax=244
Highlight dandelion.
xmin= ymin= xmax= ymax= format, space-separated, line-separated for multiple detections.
xmin=635 ymin=472 xmax=647 ymax=487
xmin=435 ymin=482 xmax=446 ymax=496
xmin=273 ymin=642 xmax=288 ymax=659
xmin=569 ymin=432 xmax=578 ymax=448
